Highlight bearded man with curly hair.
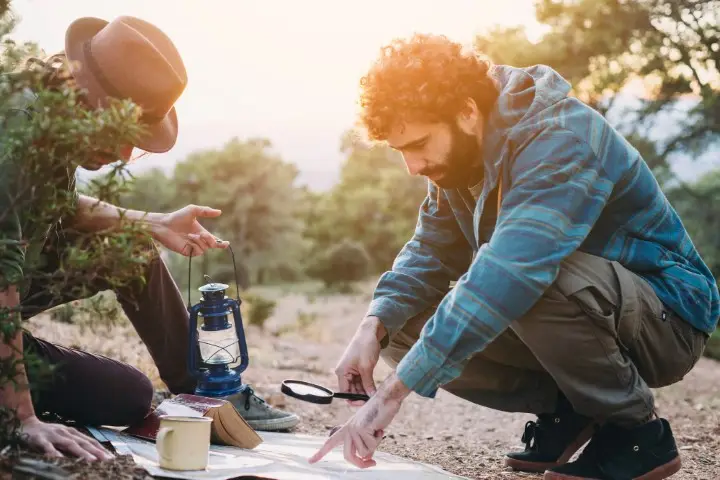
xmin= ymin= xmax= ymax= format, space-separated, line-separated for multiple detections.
xmin=309 ymin=34 xmax=717 ymax=480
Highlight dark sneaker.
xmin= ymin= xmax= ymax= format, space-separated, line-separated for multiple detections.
xmin=224 ymin=385 xmax=300 ymax=432
xmin=505 ymin=412 xmax=596 ymax=473
xmin=544 ymin=418 xmax=682 ymax=480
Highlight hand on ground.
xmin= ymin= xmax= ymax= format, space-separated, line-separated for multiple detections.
xmin=20 ymin=416 xmax=113 ymax=461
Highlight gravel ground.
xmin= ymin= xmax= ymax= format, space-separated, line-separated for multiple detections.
xmin=12 ymin=284 xmax=720 ymax=479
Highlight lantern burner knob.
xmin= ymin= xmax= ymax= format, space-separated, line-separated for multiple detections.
xmin=198 ymin=275 xmax=229 ymax=302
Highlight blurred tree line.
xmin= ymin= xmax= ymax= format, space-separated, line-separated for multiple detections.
xmin=112 ymin=0 xmax=720 ymax=355
xmin=116 ymin=133 xmax=427 ymax=296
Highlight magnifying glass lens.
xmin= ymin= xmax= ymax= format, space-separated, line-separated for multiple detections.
xmin=285 ymin=382 xmax=331 ymax=397
xmin=281 ymin=380 xmax=336 ymax=404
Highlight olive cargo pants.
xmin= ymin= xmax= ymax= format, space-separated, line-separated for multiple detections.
xmin=381 ymin=251 xmax=709 ymax=426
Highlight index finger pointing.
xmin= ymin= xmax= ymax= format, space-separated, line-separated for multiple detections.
xmin=308 ymin=429 xmax=345 ymax=464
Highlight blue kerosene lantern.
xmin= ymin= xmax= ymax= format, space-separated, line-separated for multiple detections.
xmin=187 ymin=268 xmax=249 ymax=397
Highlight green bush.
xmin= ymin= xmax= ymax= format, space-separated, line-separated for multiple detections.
xmin=306 ymin=239 xmax=371 ymax=289
xmin=241 ymin=292 xmax=276 ymax=330
xmin=0 ymin=14 xmax=151 ymax=450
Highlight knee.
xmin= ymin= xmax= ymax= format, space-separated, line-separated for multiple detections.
xmin=123 ymin=371 xmax=154 ymax=423
xmin=105 ymin=369 xmax=154 ymax=426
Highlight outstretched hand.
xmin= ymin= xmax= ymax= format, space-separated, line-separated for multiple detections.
xmin=20 ymin=416 xmax=113 ymax=461
xmin=151 ymin=204 xmax=229 ymax=256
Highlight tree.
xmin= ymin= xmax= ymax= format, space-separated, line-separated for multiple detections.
xmin=667 ymin=169 xmax=720 ymax=278
xmin=0 ymin=6 xmax=153 ymax=449
xmin=122 ymin=137 xmax=309 ymax=295
xmin=475 ymin=0 xmax=719 ymax=191
xmin=306 ymin=239 xmax=372 ymax=290
xmin=302 ymin=131 xmax=427 ymax=273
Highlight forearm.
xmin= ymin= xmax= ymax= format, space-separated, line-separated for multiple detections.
xmin=367 ymin=188 xmax=472 ymax=335
xmin=377 ymin=371 xmax=411 ymax=403
xmin=69 ymin=194 xmax=163 ymax=233
xmin=358 ymin=315 xmax=389 ymax=345
xmin=0 ymin=286 xmax=34 ymax=421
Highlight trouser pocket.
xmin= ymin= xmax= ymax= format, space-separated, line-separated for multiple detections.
xmin=616 ymin=265 xmax=706 ymax=388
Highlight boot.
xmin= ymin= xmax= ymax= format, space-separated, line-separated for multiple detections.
xmin=505 ymin=411 xmax=596 ymax=473
xmin=544 ymin=417 xmax=682 ymax=480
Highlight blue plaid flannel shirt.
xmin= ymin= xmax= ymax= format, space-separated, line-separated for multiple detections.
xmin=367 ymin=64 xmax=720 ymax=397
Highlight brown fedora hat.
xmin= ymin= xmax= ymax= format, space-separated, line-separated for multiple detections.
xmin=65 ymin=16 xmax=187 ymax=153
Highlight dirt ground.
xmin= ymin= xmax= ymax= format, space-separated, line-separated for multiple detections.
xmin=10 ymin=283 xmax=720 ymax=479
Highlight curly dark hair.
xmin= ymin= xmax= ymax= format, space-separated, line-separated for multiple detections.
xmin=358 ymin=33 xmax=499 ymax=141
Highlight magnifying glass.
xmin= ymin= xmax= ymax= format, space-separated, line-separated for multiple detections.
xmin=280 ymin=380 xmax=370 ymax=404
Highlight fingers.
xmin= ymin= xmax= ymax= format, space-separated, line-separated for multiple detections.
xmin=66 ymin=428 xmax=113 ymax=460
xmin=191 ymin=205 xmax=222 ymax=218
xmin=359 ymin=364 xmax=377 ymax=397
xmin=345 ymin=432 xmax=376 ymax=469
xmin=55 ymin=435 xmax=97 ymax=461
xmin=190 ymin=232 xmax=215 ymax=251
xmin=197 ymin=231 xmax=228 ymax=250
xmin=309 ymin=425 xmax=378 ymax=469
xmin=186 ymin=232 xmax=228 ymax=255
xmin=55 ymin=427 xmax=111 ymax=461
xmin=215 ymin=238 xmax=230 ymax=248
xmin=308 ymin=428 xmax=344 ymax=464
xmin=348 ymin=377 xmax=367 ymax=407
xmin=337 ymin=373 xmax=351 ymax=399
xmin=352 ymin=430 xmax=370 ymax=459
xmin=182 ymin=238 xmax=206 ymax=257
xmin=34 ymin=437 xmax=63 ymax=458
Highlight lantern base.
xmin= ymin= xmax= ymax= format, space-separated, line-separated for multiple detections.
xmin=194 ymin=366 xmax=245 ymax=398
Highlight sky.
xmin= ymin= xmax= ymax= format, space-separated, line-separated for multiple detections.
xmin=8 ymin=1 xmax=716 ymax=190
xmin=8 ymin=0 xmax=547 ymax=190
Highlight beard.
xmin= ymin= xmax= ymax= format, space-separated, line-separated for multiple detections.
xmin=428 ymin=122 xmax=482 ymax=189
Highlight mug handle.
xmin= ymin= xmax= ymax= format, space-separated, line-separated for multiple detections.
xmin=156 ymin=427 xmax=174 ymax=462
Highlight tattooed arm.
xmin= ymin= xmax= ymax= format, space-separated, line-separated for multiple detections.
xmin=309 ymin=372 xmax=411 ymax=468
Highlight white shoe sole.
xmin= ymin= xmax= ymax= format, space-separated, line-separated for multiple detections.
xmin=246 ymin=414 xmax=300 ymax=432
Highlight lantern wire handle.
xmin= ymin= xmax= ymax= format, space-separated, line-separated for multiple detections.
xmin=186 ymin=241 xmax=241 ymax=309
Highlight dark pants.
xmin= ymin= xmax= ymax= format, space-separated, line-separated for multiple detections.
xmin=20 ymin=228 xmax=197 ymax=426
xmin=381 ymin=251 xmax=709 ymax=426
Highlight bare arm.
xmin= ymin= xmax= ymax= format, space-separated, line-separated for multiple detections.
xmin=69 ymin=194 xmax=163 ymax=233
xmin=0 ymin=286 xmax=35 ymax=422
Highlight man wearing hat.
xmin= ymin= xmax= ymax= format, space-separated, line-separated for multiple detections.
xmin=0 ymin=15 xmax=299 ymax=461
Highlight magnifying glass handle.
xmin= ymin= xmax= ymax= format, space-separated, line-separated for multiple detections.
xmin=333 ymin=392 xmax=370 ymax=402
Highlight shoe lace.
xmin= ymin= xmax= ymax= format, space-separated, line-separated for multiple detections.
xmin=521 ymin=419 xmax=541 ymax=451
xmin=240 ymin=385 xmax=268 ymax=411
xmin=521 ymin=414 xmax=557 ymax=451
